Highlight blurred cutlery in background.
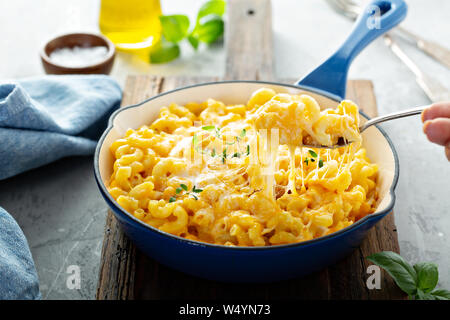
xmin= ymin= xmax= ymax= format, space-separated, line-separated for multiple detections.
xmin=385 ymin=35 xmax=450 ymax=102
xmin=326 ymin=0 xmax=450 ymax=69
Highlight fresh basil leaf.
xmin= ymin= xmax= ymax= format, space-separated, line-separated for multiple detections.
xmin=197 ymin=0 xmax=226 ymax=21
xmin=169 ymin=197 xmax=176 ymax=203
xmin=415 ymin=288 xmax=426 ymax=300
xmin=193 ymin=188 xmax=203 ymax=193
xmin=175 ymin=187 xmax=182 ymax=194
xmin=431 ymin=289 xmax=450 ymax=300
xmin=415 ymin=288 xmax=437 ymax=300
xmin=194 ymin=14 xmax=224 ymax=44
xmin=188 ymin=33 xmax=199 ymax=50
xmin=180 ymin=184 xmax=188 ymax=191
xmin=246 ymin=145 xmax=250 ymax=155
xmin=367 ymin=251 xmax=418 ymax=295
xmin=240 ymin=128 xmax=246 ymax=137
xmin=318 ymin=159 xmax=324 ymax=168
xmin=159 ymin=15 xmax=190 ymax=43
xmin=150 ymin=39 xmax=180 ymax=63
xmin=414 ymin=262 xmax=439 ymax=293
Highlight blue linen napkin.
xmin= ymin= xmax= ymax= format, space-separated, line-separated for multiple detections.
xmin=0 ymin=207 xmax=41 ymax=300
xmin=0 ymin=75 xmax=122 ymax=299
xmin=0 ymin=75 xmax=122 ymax=180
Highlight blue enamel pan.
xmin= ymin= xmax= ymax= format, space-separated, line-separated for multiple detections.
xmin=94 ymin=0 xmax=406 ymax=282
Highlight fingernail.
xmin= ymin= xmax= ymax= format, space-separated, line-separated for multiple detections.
xmin=421 ymin=110 xmax=427 ymax=122
xmin=423 ymin=120 xmax=430 ymax=135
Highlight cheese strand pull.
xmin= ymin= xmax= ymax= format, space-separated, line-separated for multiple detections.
xmin=288 ymin=144 xmax=298 ymax=195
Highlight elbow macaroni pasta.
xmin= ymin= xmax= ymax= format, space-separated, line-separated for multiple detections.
xmin=108 ymin=88 xmax=378 ymax=246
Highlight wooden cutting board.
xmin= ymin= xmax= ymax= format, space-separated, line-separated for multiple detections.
xmin=96 ymin=0 xmax=403 ymax=300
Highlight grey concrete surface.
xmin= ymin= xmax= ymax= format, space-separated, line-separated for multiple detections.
xmin=0 ymin=157 xmax=105 ymax=299
xmin=0 ymin=0 xmax=449 ymax=299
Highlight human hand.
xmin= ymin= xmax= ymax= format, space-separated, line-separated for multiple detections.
xmin=422 ymin=102 xmax=450 ymax=161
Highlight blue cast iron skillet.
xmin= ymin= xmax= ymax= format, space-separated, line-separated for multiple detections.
xmin=94 ymin=0 xmax=406 ymax=282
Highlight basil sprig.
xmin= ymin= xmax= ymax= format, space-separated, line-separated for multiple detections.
xmin=367 ymin=251 xmax=450 ymax=300
xmin=151 ymin=0 xmax=226 ymax=63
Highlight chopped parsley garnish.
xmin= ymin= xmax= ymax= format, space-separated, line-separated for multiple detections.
xmin=192 ymin=185 xmax=203 ymax=193
xmin=215 ymin=127 xmax=222 ymax=138
xmin=201 ymin=125 xmax=221 ymax=137
xmin=305 ymin=157 xmax=323 ymax=168
xmin=308 ymin=150 xmax=318 ymax=158
xmin=225 ymin=140 xmax=236 ymax=145
xmin=192 ymin=134 xmax=199 ymax=145
xmin=195 ymin=126 xmax=250 ymax=159
xmin=171 ymin=184 xmax=203 ymax=202
xmin=222 ymin=147 xmax=227 ymax=163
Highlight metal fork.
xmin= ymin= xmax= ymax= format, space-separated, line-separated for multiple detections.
xmin=306 ymin=105 xmax=427 ymax=149
xmin=325 ymin=0 xmax=450 ymax=69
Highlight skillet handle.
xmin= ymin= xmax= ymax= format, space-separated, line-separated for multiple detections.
xmin=296 ymin=0 xmax=407 ymax=101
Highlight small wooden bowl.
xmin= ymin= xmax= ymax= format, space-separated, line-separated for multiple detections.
xmin=40 ymin=33 xmax=115 ymax=75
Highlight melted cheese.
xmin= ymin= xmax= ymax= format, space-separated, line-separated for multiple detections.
xmin=107 ymin=89 xmax=379 ymax=246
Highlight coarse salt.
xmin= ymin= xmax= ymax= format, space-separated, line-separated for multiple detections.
xmin=49 ymin=46 xmax=108 ymax=68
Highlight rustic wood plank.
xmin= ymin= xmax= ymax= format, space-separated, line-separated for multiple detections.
xmin=224 ymin=0 xmax=274 ymax=80
xmin=96 ymin=75 xmax=163 ymax=300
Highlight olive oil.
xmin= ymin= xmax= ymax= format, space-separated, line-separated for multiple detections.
xmin=99 ymin=0 xmax=162 ymax=52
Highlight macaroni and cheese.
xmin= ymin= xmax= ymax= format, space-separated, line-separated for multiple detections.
xmin=107 ymin=88 xmax=378 ymax=246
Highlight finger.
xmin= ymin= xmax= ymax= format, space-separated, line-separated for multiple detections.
xmin=422 ymin=102 xmax=450 ymax=122
xmin=446 ymin=142 xmax=450 ymax=161
xmin=423 ymin=118 xmax=450 ymax=146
